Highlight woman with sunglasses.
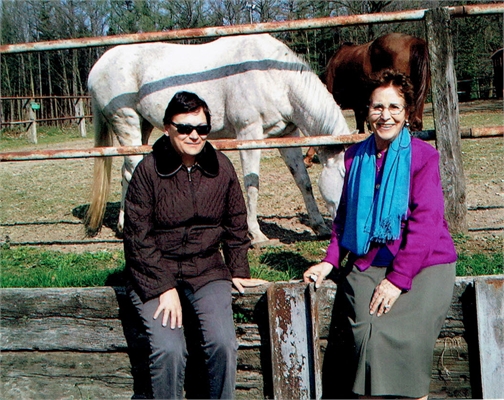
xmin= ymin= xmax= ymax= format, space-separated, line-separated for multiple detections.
xmin=304 ymin=70 xmax=456 ymax=399
xmin=124 ymin=91 xmax=266 ymax=399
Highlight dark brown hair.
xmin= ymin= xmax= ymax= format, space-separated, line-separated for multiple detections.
xmin=367 ymin=69 xmax=416 ymax=118
xmin=163 ymin=91 xmax=211 ymax=126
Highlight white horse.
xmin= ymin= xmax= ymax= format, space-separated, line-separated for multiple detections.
xmin=86 ymin=33 xmax=350 ymax=244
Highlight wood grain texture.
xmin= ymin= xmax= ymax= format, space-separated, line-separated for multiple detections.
xmin=0 ymin=277 xmax=490 ymax=399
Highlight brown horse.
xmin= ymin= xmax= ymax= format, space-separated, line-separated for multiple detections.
xmin=304 ymin=33 xmax=430 ymax=167
xmin=325 ymin=32 xmax=430 ymax=132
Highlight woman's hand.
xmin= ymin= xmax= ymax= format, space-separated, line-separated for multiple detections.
xmin=153 ymin=288 xmax=182 ymax=329
xmin=232 ymin=278 xmax=269 ymax=294
xmin=303 ymin=262 xmax=334 ymax=289
xmin=369 ymin=278 xmax=402 ymax=317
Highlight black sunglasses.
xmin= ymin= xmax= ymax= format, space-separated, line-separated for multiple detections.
xmin=170 ymin=122 xmax=211 ymax=136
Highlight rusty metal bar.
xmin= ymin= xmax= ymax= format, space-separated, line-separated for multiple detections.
xmin=2 ymin=125 xmax=501 ymax=162
xmin=2 ymin=4 xmax=503 ymax=54
xmin=462 ymin=126 xmax=504 ymax=138
xmin=412 ymin=126 xmax=504 ymax=140
xmin=1 ymin=96 xmax=91 ymax=100
xmin=0 ymin=134 xmax=369 ymax=162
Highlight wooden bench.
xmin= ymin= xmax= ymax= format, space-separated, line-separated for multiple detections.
xmin=1 ymin=276 xmax=501 ymax=399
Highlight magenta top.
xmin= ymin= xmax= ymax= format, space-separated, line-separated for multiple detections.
xmin=323 ymin=137 xmax=457 ymax=291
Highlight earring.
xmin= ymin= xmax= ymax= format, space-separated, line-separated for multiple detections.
xmin=405 ymin=120 xmax=410 ymax=128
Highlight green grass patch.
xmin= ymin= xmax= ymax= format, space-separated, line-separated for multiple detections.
xmin=0 ymin=126 xmax=87 ymax=151
xmin=1 ymin=238 xmax=501 ymax=288
xmin=0 ymin=247 xmax=125 ymax=288
xmin=456 ymin=252 xmax=503 ymax=276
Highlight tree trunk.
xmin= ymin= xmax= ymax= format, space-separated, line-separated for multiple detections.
xmin=425 ymin=7 xmax=468 ymax=234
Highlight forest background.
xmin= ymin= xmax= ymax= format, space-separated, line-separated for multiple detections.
xmin=1 ymin=0 xmax=503 ymax=115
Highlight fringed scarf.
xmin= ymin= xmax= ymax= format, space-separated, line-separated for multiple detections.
xmin=340 ymin=127 xmax=411 ymax=256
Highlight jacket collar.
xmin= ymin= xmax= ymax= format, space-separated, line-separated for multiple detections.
xmin=152 ymin=134 xmax=219 ymax=177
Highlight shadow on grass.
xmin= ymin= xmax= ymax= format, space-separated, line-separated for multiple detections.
xmin=259 ymin=250 xmax=312 ymax=278
xmin=72 ymin=202 xmax=122 ymax=235
xmin=258 ymin=216 xmax=332 ymax=244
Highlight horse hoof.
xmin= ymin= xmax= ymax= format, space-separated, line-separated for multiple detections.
xmin=314 ymin=224 xmax=331 ymax=239
xmin=316 ymin=232 xmax=332 ymax=241
xmin=85 ymin=226 xmax=100 ymax=238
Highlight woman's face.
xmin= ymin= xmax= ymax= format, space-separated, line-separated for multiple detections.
xmin=164 ymin=107 xmax=208 ymax=166
xmin=368 ymin=85 xmax=409 ymax=151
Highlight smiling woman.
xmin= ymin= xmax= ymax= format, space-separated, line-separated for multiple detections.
xmin=304 ymin=69 xmax=458 ymax=400
xmin=366 ymin=71 xmax=415 ymax=151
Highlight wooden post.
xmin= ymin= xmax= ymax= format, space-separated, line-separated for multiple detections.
xmin=475 ymin=277 xmax=504 ymax=399
xmin=75 ymin=97 xmax=86 ymax=137
xmin=425 ymin=8 xmax=468 ymax=233
xmin=267 ymin=282 xmax=322 ymax=400
xmin=24 ymin=98 xmax=37 ymax=144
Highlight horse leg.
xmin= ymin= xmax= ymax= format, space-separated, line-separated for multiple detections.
xmin=317 ymin=147 xmax=346 ymax=219
xmin=355 ymin=107 xmax=368 ymax=133
xmin=115 ymin=119 xmax=154 ymax=231
xmin=278 ymin=146 xmax=331 ymax=238
xmin=239 ymin=148 xmax=270 ymax=245
xmin=110 ymin=109 xmax=145 ymax=233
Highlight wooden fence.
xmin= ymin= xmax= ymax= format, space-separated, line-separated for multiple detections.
xmin=1 ymin=276 xmax=503 ymax=399
xmin=0 ymin=96 xmax=91 ymax=143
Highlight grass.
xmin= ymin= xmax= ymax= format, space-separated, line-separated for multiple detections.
xmin=1 ymin=239 xmax=502 ymax=288
xmin=0 ymin=246 xmax=125 ymax=288
xmin=0 ymin=125 xmax=88 ymax=151
xmin=452 ymin=233 xmax=504 ymax=276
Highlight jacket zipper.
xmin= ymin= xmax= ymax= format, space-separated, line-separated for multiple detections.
xmin=187 ymin=166 xmax=198 ymax=218
xmin=178 ymin=228 xmax=188 ymax=279
xmin=187 ymin=166 xmax=192 ymax=182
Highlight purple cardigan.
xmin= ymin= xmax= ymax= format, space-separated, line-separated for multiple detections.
xmin=323 ymin=137 xmax=457 ymax=291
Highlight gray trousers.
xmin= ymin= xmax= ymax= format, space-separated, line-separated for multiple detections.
xmin=130 ymin=280 xmax=238 ymax=399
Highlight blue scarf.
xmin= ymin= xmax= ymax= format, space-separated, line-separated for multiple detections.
xmin=340 ymin=127 xmax=411 ymax=256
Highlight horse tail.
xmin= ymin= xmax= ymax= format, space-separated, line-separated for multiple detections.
xmin=84 ymin=101 xmax=113 ymax=236
xmin=409 ymin=39 xmax=431 ymax=131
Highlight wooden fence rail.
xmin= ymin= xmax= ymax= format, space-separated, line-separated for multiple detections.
xmin=0 ymin=96 xmax=91 ymax=143
xmin=2 ymin=276 xmax=503 ymax=399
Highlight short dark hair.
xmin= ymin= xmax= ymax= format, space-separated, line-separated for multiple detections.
xmin=163 ymin=91 xmax=211 ymax=126
xmin=367 ymin=69 xmax=416 ymax=117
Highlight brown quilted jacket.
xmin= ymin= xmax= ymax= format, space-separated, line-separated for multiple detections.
xmin=123 ymin=135 xmax=251 ymax=302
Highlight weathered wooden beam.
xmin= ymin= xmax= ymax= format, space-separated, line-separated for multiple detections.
xmin=475 ymin=277 xmax=504 ymax=399
xmin=425 ymin=8 xmax=468 ymax=233
xmin=0 ymin=277 xmax=497 ymax=399
xmin=267 ymin=283 xmax=322 ymax=399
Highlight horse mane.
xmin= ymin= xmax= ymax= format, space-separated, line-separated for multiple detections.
xmin=282 ymin=49 xmax=346 ymax=137
xmin=296 ymin=68 xmax=346 ymax=136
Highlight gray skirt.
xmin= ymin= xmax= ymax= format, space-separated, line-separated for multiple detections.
xmin=341 ymin=262 xmax=456 ymax=398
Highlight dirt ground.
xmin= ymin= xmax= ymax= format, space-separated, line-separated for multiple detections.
xmin=1 ymin=100 xmax=503 ymax=255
